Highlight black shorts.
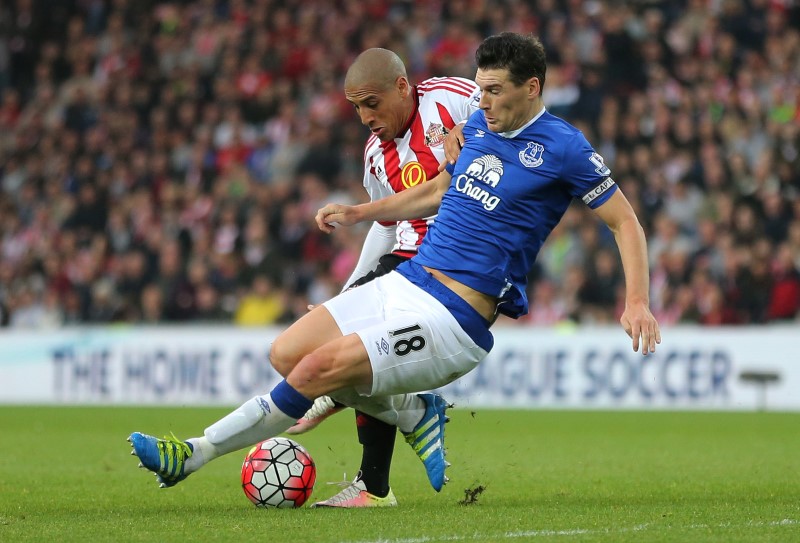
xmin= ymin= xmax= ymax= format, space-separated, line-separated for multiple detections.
xmin=346 ymin=253 xmax=410 ymax=289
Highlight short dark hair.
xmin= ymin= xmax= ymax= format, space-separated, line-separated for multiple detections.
xmin=475 ymin=32 xmax=547 ymax=91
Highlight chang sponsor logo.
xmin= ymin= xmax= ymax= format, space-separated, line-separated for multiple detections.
xmin=465 ymin=154 xmax=503 ymax=187
xmin=455 ymin=154 xmax=504 ymax=211
xmin=455 ymin=176 xmax=501 ymax=211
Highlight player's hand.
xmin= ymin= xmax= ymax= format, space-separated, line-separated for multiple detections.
xmin=439 ymin=122 xmax=465 ymax=172
xmin=620 ymin=302 xmax=661 ymax=355
xmin=315 ymin=203 xmax=360 ymax=233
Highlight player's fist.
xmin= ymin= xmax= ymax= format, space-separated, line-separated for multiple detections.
xmin=315 ymin=203 xmax=360 ymax=233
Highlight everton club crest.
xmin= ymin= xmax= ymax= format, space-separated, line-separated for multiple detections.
xmin=519 ymin=141 xmax=544 ymax=168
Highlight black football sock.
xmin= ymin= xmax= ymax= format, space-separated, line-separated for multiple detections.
xmin=355 ymin=411 xmax=396 ymax=498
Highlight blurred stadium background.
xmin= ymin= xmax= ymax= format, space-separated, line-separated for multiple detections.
xmin=0 ymin=0 xmax=799 ymax=410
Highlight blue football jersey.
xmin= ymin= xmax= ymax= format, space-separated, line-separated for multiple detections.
xmin=401 ymin=108 xmax=618 ymax=318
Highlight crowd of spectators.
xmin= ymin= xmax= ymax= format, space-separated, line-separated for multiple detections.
xmin=0 ymin=0 xmax=798 ymax=329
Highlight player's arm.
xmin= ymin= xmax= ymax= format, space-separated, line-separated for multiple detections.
xmin=341 ymin=221 xmax=396 ymax=290
xmin=316 ymin=170 xmax=451 ymax=233
xmin=592 ymin=190 xmax=661 ymax=355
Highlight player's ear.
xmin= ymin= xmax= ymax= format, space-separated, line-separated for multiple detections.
xmin=528 ymin=76 xmax=541 ymax=99
xmin=396 ymin=76 xmax=411 ymax=97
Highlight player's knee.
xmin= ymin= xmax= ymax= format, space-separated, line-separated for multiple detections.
xmin=268 ymin=337 xmax=303 ymax=377
xmin=285 ymin=351 xmax=341 ymax=398
xmin=290 ymin=350 xmax=333 ymax=384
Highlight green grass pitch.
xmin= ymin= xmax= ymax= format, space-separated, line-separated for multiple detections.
xmin=0 ymin=406 xmax=798 ymax=542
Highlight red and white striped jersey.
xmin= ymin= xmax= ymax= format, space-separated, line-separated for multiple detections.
xmin=362 ymin=77 xmax=480 ymax=257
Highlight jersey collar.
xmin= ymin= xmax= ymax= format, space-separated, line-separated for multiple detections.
xmin=498 ymin=106 xmax=546 ymax=139
xmin=395 ymin=86 xmax=420 ymax=139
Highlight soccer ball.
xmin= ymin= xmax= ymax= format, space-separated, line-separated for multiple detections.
xmin=241 ymin=437 xmax=317 ymax=508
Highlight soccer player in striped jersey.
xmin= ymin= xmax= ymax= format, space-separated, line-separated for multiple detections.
xmin=287 ymin=49 xmax=481 ymax=507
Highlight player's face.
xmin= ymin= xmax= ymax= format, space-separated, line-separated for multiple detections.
xmin=345 ymin=77 xmax=412 ymax=142
xmin=475 ymin=68 xmax=541 ymax=133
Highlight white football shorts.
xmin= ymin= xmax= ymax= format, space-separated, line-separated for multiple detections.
xmin=323 ymin=270 xmax=490 ymax=396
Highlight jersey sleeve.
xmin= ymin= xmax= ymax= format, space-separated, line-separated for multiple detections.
xmin=342 ymin=221 xmax=396 ymax=291
xmin=560 ymin=132 xmax=618 ymax=209
xmin=422 ymin=77 xmax=481 ymax=125
xmin=450 ymin=77 xmax=481 ymax=123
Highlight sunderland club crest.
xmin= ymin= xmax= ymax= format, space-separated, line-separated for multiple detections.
xmin=519 ymin=141 xmax=544 ymax=168
xmin=424 ymin=122 xmax=448 ymax=147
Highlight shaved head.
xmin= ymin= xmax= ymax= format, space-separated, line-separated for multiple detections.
xmin=345 ymin=48 xmax=408 ymax=90
xmin=344 ymin=48 xmax=414 ymax=142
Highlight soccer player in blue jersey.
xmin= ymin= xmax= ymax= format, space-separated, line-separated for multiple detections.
xmin=129 ymin=32 xmax=660 ymax=496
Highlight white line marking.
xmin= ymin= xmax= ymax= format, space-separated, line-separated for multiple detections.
xmin=341 ymin=519 xmax=798 ymax=543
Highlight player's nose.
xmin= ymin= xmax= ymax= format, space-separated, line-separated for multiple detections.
xmin=358 ymin=110 xmax=374 ymax=125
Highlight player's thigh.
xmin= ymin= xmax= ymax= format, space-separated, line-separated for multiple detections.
xmin=287 ymin=332 xmax=374 ymax=398
xmin=271 ymin=282 xmax=386 ymax=373
xmin=270 ymin=305 xmax=344 ymax=374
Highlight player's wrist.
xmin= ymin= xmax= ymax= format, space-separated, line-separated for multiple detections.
xmin=353 ymin=203 xmax=373 ymax=223
xmin=625 ymin=297 xmax=650 ymax=308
